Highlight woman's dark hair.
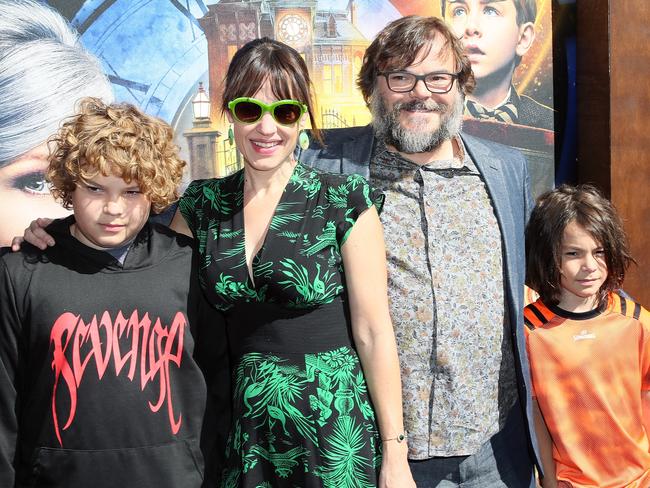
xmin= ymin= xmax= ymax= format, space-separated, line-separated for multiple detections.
xmin=526 ymin=184 xmax=635 ymax=307
xmin=357 ymin=15 xmax=475 ymax=104
xmin=221 ymin=37 xmax=322 ymax=145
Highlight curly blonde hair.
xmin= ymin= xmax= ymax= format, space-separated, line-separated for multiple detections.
xmin=47 ymin=97 xmax=185 ymax=213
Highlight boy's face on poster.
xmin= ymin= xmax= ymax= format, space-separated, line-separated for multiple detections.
xmin=444 ymin=0 xmax=534 ymax=82
xmin=70 ymin=172 xmax=151 ymax=250
xmin=0 ymin=143 xmax=71 ymax=246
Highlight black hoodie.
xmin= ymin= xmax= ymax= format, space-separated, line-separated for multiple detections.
xmin=0 ymin=216 xmax=226 ymax=488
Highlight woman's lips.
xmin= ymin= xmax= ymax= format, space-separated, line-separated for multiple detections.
xmin=250 ymin=140 xmax=282 ymax=154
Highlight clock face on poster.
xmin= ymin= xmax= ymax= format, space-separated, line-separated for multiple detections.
xmin=278 ymin=14 xmax=309 ymax=44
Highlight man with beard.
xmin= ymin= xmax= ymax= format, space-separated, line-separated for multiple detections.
xmin=299 ymin=15 xmax=539 ymax=488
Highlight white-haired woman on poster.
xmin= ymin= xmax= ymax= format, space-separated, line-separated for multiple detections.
xmin=0 ymin=0 xmax=113 ymax=245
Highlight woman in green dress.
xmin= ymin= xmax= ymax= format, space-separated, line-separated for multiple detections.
xmin=172 ymin=38 xmax=413 ymax=488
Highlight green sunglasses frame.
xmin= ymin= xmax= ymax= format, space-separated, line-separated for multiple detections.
xmin=227 ymin=97 xmax=307 ymax=125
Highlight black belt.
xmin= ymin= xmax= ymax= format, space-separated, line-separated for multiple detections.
xmin=224 ymin=298 xmax=354 ymax=357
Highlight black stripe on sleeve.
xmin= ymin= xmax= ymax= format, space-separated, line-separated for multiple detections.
xmin=524 ymin=316 xmax=535 ymax=330
xmin=529 ymin=305 xmax=549 ymax=326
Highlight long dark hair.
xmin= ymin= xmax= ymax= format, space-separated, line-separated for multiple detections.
xmin=526 ymin=184 xmax=635 ymax=307
xmin=221 ymin=37 xmax=322 ymax=145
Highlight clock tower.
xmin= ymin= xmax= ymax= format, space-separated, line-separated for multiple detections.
xmin=270 ymin=1 xmax=317 ymax=68
xmin=198 ymin=1 xmax=273 ymax=125
xmin=197 ymin=0 xmax=371 ymax=170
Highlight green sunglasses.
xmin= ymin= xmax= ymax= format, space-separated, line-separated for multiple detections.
xmin=227 ymin=97 xmax=307 ymax=126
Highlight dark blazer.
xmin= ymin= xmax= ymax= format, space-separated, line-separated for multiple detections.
xmin=299 ymin=125 xmax=539 ymax=486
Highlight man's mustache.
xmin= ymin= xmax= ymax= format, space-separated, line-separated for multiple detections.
xmin=395 ymin=99 xmax=447 ymax=113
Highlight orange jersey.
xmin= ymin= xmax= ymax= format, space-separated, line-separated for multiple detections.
xmin=525 ymin=293 xmax=650 ymax=488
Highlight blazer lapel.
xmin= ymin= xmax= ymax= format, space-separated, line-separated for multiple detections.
xmin=462 ymin=134 xmax=512 ymax=241
xmin=462 ymin=133 xmax=518 ymax=325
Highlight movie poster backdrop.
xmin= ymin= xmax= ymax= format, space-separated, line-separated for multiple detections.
xmin=0 ymin=0 xmax=554 ymax=246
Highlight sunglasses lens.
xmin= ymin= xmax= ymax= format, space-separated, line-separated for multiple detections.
xmin=234 ymin=101 xmax=262 ymax=123
xmin=273 ymin=103 xmax=302 ymax=125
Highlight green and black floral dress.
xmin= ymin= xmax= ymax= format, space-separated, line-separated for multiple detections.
xmin=179 ymin=163 xmax=385 ymax=488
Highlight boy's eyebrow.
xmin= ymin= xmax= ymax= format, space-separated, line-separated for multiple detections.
xmin=79 ymin=178 xmax=101 ymax=188
xmin=562 ymin=244 xmax=604 ymax=249
xmin=561 ymin=244 xmax=603 ymax=251
xmin=447 ymin=0 xmax=508 ymax=4
xmin=80 ymin=178 xmax=140 ymax=191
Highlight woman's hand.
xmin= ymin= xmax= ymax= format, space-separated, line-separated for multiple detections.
xmin=11 ymin=217 xmax=54 ymax=251
xmin=378 ymin=441 xmax=416 ymax=488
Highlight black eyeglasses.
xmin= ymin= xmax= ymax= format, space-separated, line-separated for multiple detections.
xmin=227 ymin=97 xmax=307 ymax=125
xmin=379 ymin=71 xmax=460 ymax=94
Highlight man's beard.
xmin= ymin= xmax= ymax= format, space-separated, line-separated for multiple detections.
xmin=369 ymin=93 xmax=464 ymax=154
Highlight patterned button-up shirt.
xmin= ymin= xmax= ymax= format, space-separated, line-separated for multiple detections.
xmin=370 ymin=138 xmax=518 ymax=458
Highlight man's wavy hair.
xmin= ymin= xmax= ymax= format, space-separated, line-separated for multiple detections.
xmin=526 ymin=184 xmax=635 ymax=308
xmin=357 ymin=15 xmax=475 ymax=104
xmin=47 ymin=97 xmax=185 ymax=213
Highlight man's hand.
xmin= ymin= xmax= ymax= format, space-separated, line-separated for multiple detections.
xmin=11 ymin=218 xmax=55 ymax=251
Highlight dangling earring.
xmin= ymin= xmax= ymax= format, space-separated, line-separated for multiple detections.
xmin=228 ymin=125 xmax=234 ymax=145
xmin=298 ymin=130 xmax=309 ymax=150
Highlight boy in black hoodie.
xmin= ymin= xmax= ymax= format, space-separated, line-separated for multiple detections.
xmin=0 ymin=98 xmax=226 ymax=488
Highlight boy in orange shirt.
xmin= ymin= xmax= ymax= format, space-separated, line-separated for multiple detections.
xmin=525 ymin=184 xmax=650 ymax=487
